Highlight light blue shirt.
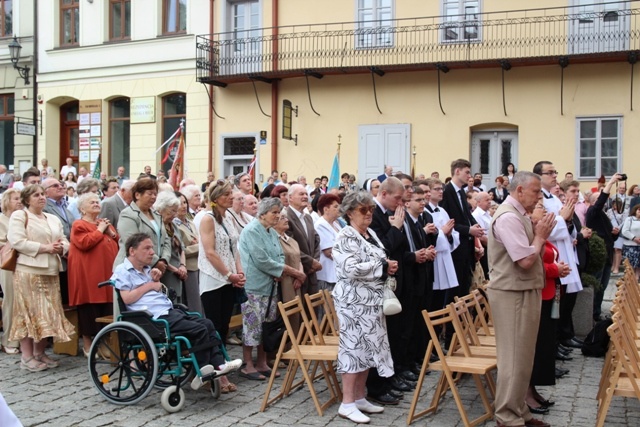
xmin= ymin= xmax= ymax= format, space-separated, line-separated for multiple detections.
xmin=238 ymin=219 xmax=285 ymax=296
xmin=112 ymin=258 xmax=172 ymax=318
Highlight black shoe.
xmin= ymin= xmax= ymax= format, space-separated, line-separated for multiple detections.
xmin=555 ymin=367 xmax=569 ymax=378
xmin=398 ymin=369 xmax=418 ymax=382
xmin=389 ymin=376 xmax=412 ymax=392
xmin=387 ymin=389 xmax=404 ymax=400
xmin=366 ymin=392 xmax=400 ymax=405
xmin=556 ymin=350 xmax=573 ymax=361
xmin=527 ymin=404 xmax=550 ymax=415
xmin=534 ymin=397 xmax=555 ymax=407
xmin=410 ymin=363 xmax=422 ymax=376
xmin=561 ymin=338 xmax=583 ymax=348
xmin=557 ymin=347 xmax=571 ymax=356
xmin=558 ymin=343 xmax=574 ymax=353
xmin=429 ymin=353 xmax=439 ymax=363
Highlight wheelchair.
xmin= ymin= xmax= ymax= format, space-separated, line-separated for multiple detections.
xmin=88 ymin=280 xmax=232 ymax=413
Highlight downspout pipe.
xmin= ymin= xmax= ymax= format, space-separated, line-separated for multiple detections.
xmin=270 ymin=0 xmax=278 ymax=172
xmin=207 ymin=0 xmax=215 ymax=175
xmin=32 ymin=0 xmax=38 ymax=166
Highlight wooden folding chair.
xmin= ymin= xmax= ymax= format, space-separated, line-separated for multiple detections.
xmin=448 ymin=300 xmax=497 ymax=361
xmin=321 ymin=289 xmax=340 ymax=333
xmin=454 ymin=292 xmax=496 ymax=347
xmin=407 ymin=305 xmax=497 ymax=426
xmin=260 ymin=297 xmax=341 ymax=416
xmin=304 ymin=292 xmax=339 ymax=346
xmin=596 ymin=313 xmax=640 ymax=427
xmin=471 ymin=289 xmax=495 ymax=337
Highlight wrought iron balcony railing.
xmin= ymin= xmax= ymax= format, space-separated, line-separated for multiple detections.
xmin=196 ymin=2 xmax=640 ymax=84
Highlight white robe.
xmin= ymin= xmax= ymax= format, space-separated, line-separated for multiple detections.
xmin=427 ymin=204 xmax=460 ymax=291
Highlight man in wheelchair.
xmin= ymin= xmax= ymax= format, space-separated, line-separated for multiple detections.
xmin=112 ymin=233 xmax=242 ymax=390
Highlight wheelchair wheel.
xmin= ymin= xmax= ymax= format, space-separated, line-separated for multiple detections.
xmin=88 ymin=322 xmax=159 ymax=405
xmin=153 ymin=349 xmax=195 ymax=390
xmin=160 ymin=385 xmax=185 ymax=413
xmin=210 ymin=377 xmax=221 ymax=399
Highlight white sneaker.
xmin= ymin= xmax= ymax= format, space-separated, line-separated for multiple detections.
xmin=191 ymin=364 xmax=215 ymax=390
xmin=216 ymin=359 xmax=243 ymax=376
xmin=338 ymin=404 xmax=371 ymax=424
xmin=355 ymin=399 xmax=384 ymax=414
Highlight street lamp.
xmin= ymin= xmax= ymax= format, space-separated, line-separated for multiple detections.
xmin=8 ymin=36 xmax=30 ymax=85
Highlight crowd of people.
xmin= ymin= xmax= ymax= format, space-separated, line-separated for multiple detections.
xmin=0 ymin=157 xmax=636 ymax=425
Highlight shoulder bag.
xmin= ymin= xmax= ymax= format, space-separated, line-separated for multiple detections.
xmin=0 ymin=211 xmax=29 ymax=272
xmin=261 ymin=281 xmax=286 ymax=353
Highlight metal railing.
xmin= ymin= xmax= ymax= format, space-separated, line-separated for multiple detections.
xmin=196 ymin=2 xmax=640 ymax=83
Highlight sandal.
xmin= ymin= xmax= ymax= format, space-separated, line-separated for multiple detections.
xmin=239 ymin=370 xmax=266 ymax=381
xmin=2 ymin=346 xmax=20 ymax=355
xmin=20 ymin=357 xmax=48 ymax=372
xmin=220 ymin=382 xmax=238 ymax=394
xmin=35 ymin=353 xmax=59 ymax=368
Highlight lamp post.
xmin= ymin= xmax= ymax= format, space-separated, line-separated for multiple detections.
xmin=8 ymin=36 xmax=30 ymax=85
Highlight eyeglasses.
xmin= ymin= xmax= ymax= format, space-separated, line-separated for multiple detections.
xmin=356 ymin=205 xmax=376 ymax=215
xmin=432 ymin=187 xmax=444 ymax=191
xmin=540 ymin=170 xmax=558 ymax=176
xmin=47 ymin=183 xmax=62 ymax=189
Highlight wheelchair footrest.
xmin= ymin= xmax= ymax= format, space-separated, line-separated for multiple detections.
xmin=201 ymin=372 xmax=219 ymax=382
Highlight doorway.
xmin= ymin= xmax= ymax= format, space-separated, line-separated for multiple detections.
xmin=221 ymin=134 xmax=256 ymax=178
xmin=470 ymin=130 xmax=518 ymax=189
xmin=60 ymin=101 xmax=79 ymax=178
xmin=358 ymin=124 xmax=410 ymax=184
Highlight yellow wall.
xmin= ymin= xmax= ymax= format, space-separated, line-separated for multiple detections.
xmin=213 ymin=60 xmax=639 ymax=187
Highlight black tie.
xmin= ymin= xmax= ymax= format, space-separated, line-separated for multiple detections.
xmin=543 ymin=191 xmax=553 ymax=199
xmin=426 ymin=205 xmax=439 ymax=213
xmin=458 ymin=189 xmax=472 ymax=225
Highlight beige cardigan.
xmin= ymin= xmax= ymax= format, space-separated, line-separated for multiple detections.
xmin=7 ymin=209 xmax=69 ymax=276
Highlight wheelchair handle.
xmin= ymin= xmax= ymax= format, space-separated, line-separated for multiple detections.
xmin=98 ymin=280 xmax=115 ymax=288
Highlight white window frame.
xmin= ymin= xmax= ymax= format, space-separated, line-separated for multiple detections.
xmin=355 ymin=0 xmax=395 ymax=49
xmin=575 ymin=115 xmax=622 ymax=180
xmin=440 ymin=0 xmax=482 ymax=44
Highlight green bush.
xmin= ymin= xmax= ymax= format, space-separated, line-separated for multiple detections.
xmin=586 ymin=234 xmax=607 ymax=275
xmin=581 ymin=272 xmax=601 ymax=292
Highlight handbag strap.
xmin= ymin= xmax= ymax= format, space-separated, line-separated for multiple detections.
xmin=265 ymin=280 xmax=277 ymax=316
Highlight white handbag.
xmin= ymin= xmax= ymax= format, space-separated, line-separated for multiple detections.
xmin=382 ymin=276 xmax=402 ymax=316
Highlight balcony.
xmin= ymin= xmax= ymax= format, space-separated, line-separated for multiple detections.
xmin=196 ymin=3 xmax=640 ymax=85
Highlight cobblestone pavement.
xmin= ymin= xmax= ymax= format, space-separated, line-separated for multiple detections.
xmin=1 ymin=279 xmax=637 ymax=427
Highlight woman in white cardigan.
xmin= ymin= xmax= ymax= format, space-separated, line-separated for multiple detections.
xmin=8 ymin=185 xmax=74 ymax=372
xmin=621 ymin=204 xmax=640 ymax=279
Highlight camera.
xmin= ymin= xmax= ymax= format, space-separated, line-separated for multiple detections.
xmin=618 ymin=173 xmax=627 ymax=181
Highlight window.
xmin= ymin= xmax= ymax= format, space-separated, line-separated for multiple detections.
xmin=60 ymin=0 xmax=79 ymax=46
xmin=163 ymin=0 xmax=186 ymax=35
xmin=0 ymin=0 xmax=12 ymax=38
xmin=109 ymin=98 xmax=130 ymax=176
xmin=109 ymin=0 xmax=131 ymax=41
xmin=441 ymin=0 xmax=480 ymax=43
xmin=577 ymin=117 xmax=622 ymax=179
xmin=0 ymin=94 xmax=14 ymax=167
xmin=161 ymin=93 xmax=186 ymax=173
xmin=356 ymin=0 xmax=394 ymax=48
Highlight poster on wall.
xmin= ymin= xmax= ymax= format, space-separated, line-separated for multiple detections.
xmin=79 ymin=113 xmax=90 ymax=126
xmin=79 ymin=99 xmax=102 ymax=174
xmin=90 ymin=112 xmax=101 ymax=124
xmin=90 ymin=151 xmax=100 ymax=161
xmin=79 ymin=151 xmax=90 ymax=162
xmin=79 ymin=138 xmax=90 ymax=149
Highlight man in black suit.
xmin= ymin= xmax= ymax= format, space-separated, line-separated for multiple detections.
xmin=377 ymin=165 xmax=393 ymax=184
xmin=367 ymin=176 xmax=409 ymax=404
xmin=399 ymin=186 xmax=437 ymax=380
xmin=439 ymin=159 xmax=484 ymax=297
xmin=138 ymin=165 xmax=157 ymax=180
xmin=100 ymin=179 xmax=134 ymax=228
xmin=43 ymin=178 xmax=76 ymax=305
xmin=587 ymin=173 xmax=624 ymax=321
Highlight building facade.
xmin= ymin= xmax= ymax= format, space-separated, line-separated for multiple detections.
xmin=0 ymin=0 xmax=35 ymax=175
xmin=198 ymin=0 xmax=640 ymax=189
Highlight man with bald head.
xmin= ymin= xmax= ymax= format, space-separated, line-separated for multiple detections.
xmin=286 ymin=184 xmax=322 ymax=296
xmin=472 ymin=191 xmax=492 ymax=278
xmin=243 ymin=194 xmax=258 ymax=217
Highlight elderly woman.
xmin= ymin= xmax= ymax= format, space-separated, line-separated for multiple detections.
xmin=8 ymin=185 xmax=75 ymax=371
xmin=488 ymin=176 xmax=509 ymax=204
xmin=227 ymin=189 xmax=253 ymax=233
xmin=314 ymin=194 xmax=342 ymax=301
xmin=114 ymin=178 xmax=171 ymax=274
xmin=272 ymin=210 xmax=304 ymax=335
xmin=238 ymin=198 xmax=305 ymax=380
xmin=621 ymin=204 xmax=640 ymax=279
xmin=68 ymin=193 xmax=118 ymax=356
xmin=69 ymin=178 xmax=101 ymax=219
xmin=153 ymin=191 xmax=187 ymax=303
xmin=332 ymin=191 xmax=398 ymax=423
xmin=0 ymin=189 xmax=23 ymax=354
xmin=174 ymin=191 xmax=202 ymax=314
xmin=182 ymin=184 xmax=202 ymax=219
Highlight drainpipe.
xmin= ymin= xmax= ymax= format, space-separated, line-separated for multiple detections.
xmin=32 ymin=0 xmax=39 ymax=166
xmin=207 ymin=0 xmax=215 ymax=175
xmin=270 ymin=0 xmax=279 ymax=172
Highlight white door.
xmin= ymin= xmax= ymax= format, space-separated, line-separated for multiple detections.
xmin=569 ymin=1 xmax=629 ymax=54
xmin=471 ymin=131 xmax=518 ymax=189
xmin=358 ymin=124 xmax=410 ymax=184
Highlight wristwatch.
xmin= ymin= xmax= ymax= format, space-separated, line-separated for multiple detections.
xmin=225 ymin=272 xmax=232 ymax=281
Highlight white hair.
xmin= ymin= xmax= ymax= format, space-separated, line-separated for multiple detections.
xmin=121 ymin=179 xmax=135 ymax=191
xmin=153 ymin=191 xmax=180 ymax=212
xmin=181 ymin=184 xmax=201 ymax=201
